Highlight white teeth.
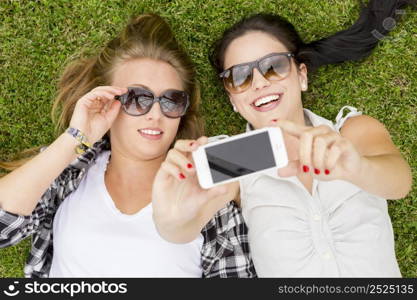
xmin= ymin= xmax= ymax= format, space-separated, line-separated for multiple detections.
xmin=254 ymin=95 xmax=280 ymax=107
xmin=140 ymin=129 xmax=162 ymax=135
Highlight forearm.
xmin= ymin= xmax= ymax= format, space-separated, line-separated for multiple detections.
xmin=153 ymin=203 xmax=223 ymax=244
xmin=153 ymin=214 xmax=205 ymax=244
xmin=153 ymin=186 xmax=237 ymax=244
xmin=0 ymin=132 xmax=79 ymax=215
xmin=348 ymin=153 xmax=412 ymax=199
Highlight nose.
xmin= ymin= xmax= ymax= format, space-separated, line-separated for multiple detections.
xmin=145 ymin=102 xmax=163 ymax=120
xmin=251 ymin=68 xmax=271 ymax=90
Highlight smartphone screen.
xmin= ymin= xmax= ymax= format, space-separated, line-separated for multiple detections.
xmin=205 ymin=131 xmax=276 ymax=183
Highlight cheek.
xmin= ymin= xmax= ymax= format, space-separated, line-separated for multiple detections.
xmin=110 ymin=113 xmax=137 ymax=138
xmin=229 ymin=94 xmax=246 ymax=108
xmin=167 ymin=119 xmax=181 ymax=136
xmin=110 ymin=114 xmax=124 ymax=133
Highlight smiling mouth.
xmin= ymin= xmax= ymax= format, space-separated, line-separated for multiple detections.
xmin=251 ymin=93 xmax=282 ymax=109
xmin=137 ymin=128 xmax=164 ymax=140
xmin=138 ymin=129 xmax=163 ymax=135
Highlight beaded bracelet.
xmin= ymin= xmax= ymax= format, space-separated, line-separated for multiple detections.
xmin=66 ymin=127 xmax=92 ymax=155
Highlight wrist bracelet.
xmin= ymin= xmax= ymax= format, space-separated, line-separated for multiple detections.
xmin=66 ymin=127 xmax=92 ymax=155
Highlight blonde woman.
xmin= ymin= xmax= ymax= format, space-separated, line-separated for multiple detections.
xmin=0 ymin=14 xmax=255 ymax=278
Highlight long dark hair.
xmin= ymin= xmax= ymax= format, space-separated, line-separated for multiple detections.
xmin=210 ymin=0 xmax=416 ymax=74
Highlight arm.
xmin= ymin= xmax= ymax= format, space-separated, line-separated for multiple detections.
xmin=0 ymin=141 xmax=107 ymax=247
xmin=340 ymin=115 xmax=412 ymax=199
xmin=274 ymin=115 xmax=412 ymax=200
xmin=0 ymin=86 xmax=126 ymax=216
xmin=152 ymin=138 xmax=239 ymax=244
xmin=154 ymin=182 xmax=239 ymax=244
xmin=0 ymin=134 xmax=80 ymax=215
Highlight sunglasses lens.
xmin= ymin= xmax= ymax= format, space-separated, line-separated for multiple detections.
xmin=223 ymin=65 xmax=252 ymax=93
xmin=259 ymin=55 xmax=291 ymax=81
xmin=118 ymin=87 xmax=189 ymax=118
xmin=222 ymin=53 xmax=292 ymax=94
xmin=123 ymin=88 xmax=154 ymax=116
xmin=160 ymin=90 xmax=189 ymax=118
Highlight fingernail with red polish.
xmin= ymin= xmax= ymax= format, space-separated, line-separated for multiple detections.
xmin=189 ymin=142 xmax=194 ymax=147
xmin=325 ymin=169 xmax=330 ymax=175
xmin=314 ymin=168 xmax=321 ymax=175
xmin=187 ymin=163 xmax=193 ymax=169
xmin=302 ymin=165 xmax=309 ymax=173
xmin=179 ymin=173 xmax=186 ymax=179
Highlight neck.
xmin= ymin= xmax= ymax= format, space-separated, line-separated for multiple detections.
xmin=105 ymin=149 xmax=166 ymax=189
xmin=293 ymin=107 xmax=307 ymax=126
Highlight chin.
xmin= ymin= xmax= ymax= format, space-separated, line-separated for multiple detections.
xmin=128 ymin=141 xmax=166 ymax=159
xmin=138 ymin=149 xmax=167 ymax=160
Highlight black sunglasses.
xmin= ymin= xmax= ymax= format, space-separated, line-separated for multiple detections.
xmin=219 ymin=52 xmax=294 ymax=94
xmin=115 ymin=86 xmax=190 ymax=118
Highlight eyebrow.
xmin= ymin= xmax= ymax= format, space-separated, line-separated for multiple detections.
xmin=130 ymin=83 xmax=151 ymax=90
xmin=128 ymin=84 xmax=186 ymax=95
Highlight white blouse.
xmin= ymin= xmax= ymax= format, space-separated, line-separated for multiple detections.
xmin=240 ymin=106 xmax=401 ymax=277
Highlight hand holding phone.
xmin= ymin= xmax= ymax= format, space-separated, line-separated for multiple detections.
xmin=152 ymin=137 xmax=237 ymax=243
xmin=192 ymin=127 xmax=288 ymax=189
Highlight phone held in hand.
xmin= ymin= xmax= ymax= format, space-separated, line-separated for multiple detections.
xmin=192 ymin=127 xmax=288 ymax=189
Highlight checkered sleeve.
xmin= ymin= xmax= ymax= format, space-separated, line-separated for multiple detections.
xmin=0 ymin=165 xmax=85 ymax=248
xmin=201 ymin=201 xmax=257 ymax=278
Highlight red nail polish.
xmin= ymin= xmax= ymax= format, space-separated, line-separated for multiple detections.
xmin=189 ymin=142 xmax=194 ymax=147
xmin=302 ymin=165 xmax=309 ymax=173
xmin=325 ymin=169 xmax=330 ymax=175
xmin=179 ymin=173 xmax=186 ymax=179
xmin=314 ymin=168 xmax=320 ymax=175
xmin=187 ymin=163 xmax=193 ymax=169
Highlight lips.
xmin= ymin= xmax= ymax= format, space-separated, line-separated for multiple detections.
xmin=251 ymin=93 xmax=283 ymax=112
xmin=138 ymin=128 xmax=164 ymax=140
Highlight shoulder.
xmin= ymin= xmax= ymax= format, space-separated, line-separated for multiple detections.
xmin=201 ymin=200 xmax=247 ymax=241
xmin=69 ymin=138 xmax=108 ymax=170
xmin=340 ymin=114 xmax=398 ymax=155
xmin=201 ymin=201 xmax=256 ymax=277
xmin=340 ymin=114 xmax=391 ymax=140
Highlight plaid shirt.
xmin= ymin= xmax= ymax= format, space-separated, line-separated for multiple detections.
xmin=0 ymin=138 xmax=256 ymax=278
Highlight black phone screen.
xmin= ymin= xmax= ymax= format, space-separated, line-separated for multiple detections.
xmin=205 ymin=131 xmax=276 ymax=183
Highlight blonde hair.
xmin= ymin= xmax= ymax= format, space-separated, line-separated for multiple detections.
xmin=1 ymin=13 xmax=203 ymax=173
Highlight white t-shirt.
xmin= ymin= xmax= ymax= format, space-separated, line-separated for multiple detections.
xmin=240 ymin=106 xmax=401 ymax=277
xmin=49 ymin=151 xmax=203 ymax=277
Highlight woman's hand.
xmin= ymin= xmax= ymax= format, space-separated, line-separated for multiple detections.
xmin=69 ymin=86 xmax=127 ymax=144
xmin=152 ymin=137 xmax=236 ymax=243
xmin=272 ymin=120 xmax=363 ymax=182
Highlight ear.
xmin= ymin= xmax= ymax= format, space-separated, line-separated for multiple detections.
xmin=228 ymin=95 xmax=235 ymax=107
xmin=228 ymin=97 xmax=238 ymax=112
xmin=297 ymin=63 xmax=308 ymax=91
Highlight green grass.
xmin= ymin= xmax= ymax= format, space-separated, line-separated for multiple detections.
xmin=0 ymin=0 xmax=416 ymax=277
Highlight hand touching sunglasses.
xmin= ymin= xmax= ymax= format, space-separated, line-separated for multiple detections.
xmin=115 ymin=86 xmax=190 ymax=118
xmin=220 ymin=52 xmax=294 ymax=94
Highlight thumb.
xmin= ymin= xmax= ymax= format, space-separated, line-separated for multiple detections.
xmin=105 ymin=100 xmax=121 ymax=124
xmin=207 ymin=185 xmax=228 ymax=198
xmin=278 ymin=160 xmax=300 ymax=177
xmin=207 ymin=184 xmax=234 ymax=212
xmin=197 ymin=185 xmax=228 ymax=207
xmin=153 ymin=166 xmax=173 ymax=192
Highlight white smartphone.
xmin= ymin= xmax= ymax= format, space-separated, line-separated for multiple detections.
xmin=192 ymin=127 xmax=288 ymax=189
